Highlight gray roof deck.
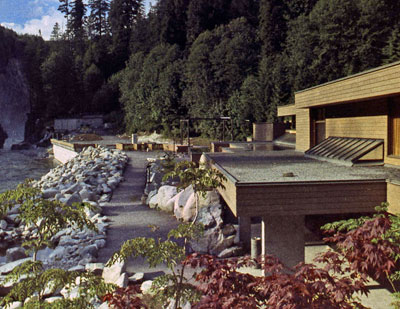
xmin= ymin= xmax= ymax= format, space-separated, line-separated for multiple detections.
xmin=206 ymin=149 xmax=398 ymax=184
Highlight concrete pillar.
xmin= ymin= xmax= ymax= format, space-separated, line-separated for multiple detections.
xmin=239 ymin=216 xmax=251 ymax=252
xmin=261 ymin=215 xmax=305 ymax=269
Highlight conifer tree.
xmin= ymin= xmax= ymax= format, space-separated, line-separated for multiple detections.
xmin=50 ymin=22 xmax=62 ymax=41
xmin=258 ymin=0 xmax=287 ymax=56
xmin=383 ymin=27 xmax=400 ymax=64
xmin=88 ymin=0 xmax=110 ymax=39
xmin=109 ymin=0 xmax=144 ymax=69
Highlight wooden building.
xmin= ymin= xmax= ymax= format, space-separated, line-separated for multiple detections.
xmin=205 ymin=61 xmax=400 ymax=268
xmin=278 ymin=61 xmax=400 ymax=165
xmin=277 ymin=60 xmax=400 ymax=215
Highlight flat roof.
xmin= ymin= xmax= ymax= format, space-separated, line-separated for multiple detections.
xmin=206 ymin=150 xmax=397 ymax=184
xmin=295 ymin=60 xmax=400 ymax=94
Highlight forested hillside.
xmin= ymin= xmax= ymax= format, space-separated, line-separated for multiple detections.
xmin=3 ymin=0 xmax=400 ymax=139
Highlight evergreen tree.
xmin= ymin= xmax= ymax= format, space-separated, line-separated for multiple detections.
xmin=69 ymin=0 xmax=87 ymax=50
xmin=120 ymin=44 xmax=185 ymax=133
xmin=186 ymin=0 xmax=231 ymax=45
xmin=308 ymin=0 xmax=360 ymax=82
xmin=355 ymin=0 xmax=394 ymax=70
xmin=109 ymin=0 xmax=144 ymax=69
xmin=50 ymin=22 xmax=62 ymax=41
xmin=41 ymin=48 xmax=83 ymax=117
xmin=183 ymin=18 xmax=258 ymax=137
xmin=258 ymin=0 xmax=287 ymax=56
xmin=383 ymin=27 xmax=400 ymax=64
xmin=58 ymin=0 xmax=71 ymax=38
xmin=153 ymin=0 xmax=190 ymax=48
xmin=58 ymin=0 xmax=71 ymax=18
xmin=228 ymin=0 xmax=259 ymax=26
xmin=88 ymin=0 xmax=110 ymax=39
xmin=284 ymin=0 xmax=318 ymax=19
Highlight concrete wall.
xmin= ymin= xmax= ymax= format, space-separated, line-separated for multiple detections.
xmin=253 ymin=122 xmax=286 ymax=142
xmin=54 ymin=117 xmax=103 ymax=131
xmin=53 ymin=144 xmax=78 ymax=164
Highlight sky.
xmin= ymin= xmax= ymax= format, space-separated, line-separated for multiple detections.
xmin=0 ymin=0 xmax=154 ymax=40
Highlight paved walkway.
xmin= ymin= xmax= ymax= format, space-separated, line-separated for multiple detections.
xmin=97 ymin=151 xmax=181 ymax=278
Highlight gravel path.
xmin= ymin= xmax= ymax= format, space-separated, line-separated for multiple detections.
xmin=97 ymin=151 xmax=181 ymax=278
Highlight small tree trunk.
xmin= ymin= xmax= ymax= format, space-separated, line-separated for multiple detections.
xmin=192 ymin=192 xmax=199 ymax=224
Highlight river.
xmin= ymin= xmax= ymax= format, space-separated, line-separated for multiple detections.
xmin=0 ymin=149 xmax=57 ymax=193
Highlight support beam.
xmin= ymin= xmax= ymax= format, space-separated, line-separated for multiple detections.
xmin=238 ymin=216 xmax=251 ymax=252
xmin=261 ymin=215 xmax=305 ymax=269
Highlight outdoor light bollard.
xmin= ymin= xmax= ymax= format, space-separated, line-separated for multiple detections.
xmin=132 ymin=133 xmax=138 ymax=144
xmin=251 ymin=236 xmax=261 ymax=269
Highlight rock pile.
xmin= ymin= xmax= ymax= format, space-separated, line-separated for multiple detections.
xmin=37 ymin=146 xmax=127 ymax=205
xmin=144 ymin=158 xmax=243 ymax=258
xmin=0 ymin=146 xmax=129 ymax=306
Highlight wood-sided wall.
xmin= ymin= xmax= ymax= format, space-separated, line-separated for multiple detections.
xmin=387 ymin=181 xmax=400 ymax=214
xmin=294 ymin=61 xmax=400 ymax=165
xmin=295 ymin=109 xmax=311 ymax=151
xmin=235 ymin=181 xmax=387 ymax=217
xmin=295 ymin=62 xmax=400 ymax=109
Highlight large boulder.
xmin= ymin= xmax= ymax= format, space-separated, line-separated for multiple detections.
xmin=102 ymin=261 xmax=126 ymax=285
xmin=190 ymin=229 xmax=235 ymax=256
xmin=180 ymin=190 xmax=221 ymax=222
xmin=0 ymin=258 xmax=31 ymax=275
xmin=173 ymin=186 xmax=194 ymax=220
xmin=149 ymin=185 xmax=177 ymax=212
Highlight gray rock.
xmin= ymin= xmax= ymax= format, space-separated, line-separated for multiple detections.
xmin=101 ymin=184 xmax=112 ymax=193
xmin=42 ymin=188 xmax=59 ymax=199
xmin=197 ymin=208 xmax=215 ymax=228
xmin=217 ymin=246 xmax=243 ymax=258
xmin=49 ymin=246 xmax=67 ymax=260
xmin=0 ymin=258 xmax=31 ymax=275
xmin=146 ymin=190 xmax=158 ymax=206
xmin=149 ymin=185 xmax=177 ymax=212
xmin=95 ymin=239 xmax=106 ymax=248
xmin=211 ymin=235 xmax=236 ymax=256
xmin=115 ymin=273 xmax=128 ymax=288
xmin=79 ymin=188 xmax=96 ymax=201
xmin=98 ymin=302 xmax=110 ymax=309
xmin=65 ymin=193 xmax=82 ymax=206
xmin=60 ymin=285 xmax=80 ymax=300
xmin=45 ymin=296 xmax=63 ymax=303
xmin=128 ymin=272 xmax=144 ymax=284
xmin=6 ymin=247 xmax=27 ymax=262
xmin=8 ymin=204 xmax=21 ymax=215
xmin=4 ymin=301 xmax=23 ymax=308
xmin=85 ymin=263 xmax=104 ymax=276
xmin=222 ymin=224 xmax=236 ymax=237
xmin=68 ymin=265 xmax=85 ymax=272
xmin=59 ymin=235 xmax=79 ymax=246
xmin=141 ymin=280 xmax=154 ymax=294
xmin=107 ymin=179 xmax=119 ymax=189
xmin=102 ymin=261 xmax=126 ymax=285
xmin=0 ymin=220 xmax=7 ymax=229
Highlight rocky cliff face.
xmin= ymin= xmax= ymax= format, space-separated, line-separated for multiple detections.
xmin=0 ymin=58 xmax=30 ymax=149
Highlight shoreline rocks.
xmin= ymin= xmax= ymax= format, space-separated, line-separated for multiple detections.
xmin=0 ymin=146 xmax=129 ymax=306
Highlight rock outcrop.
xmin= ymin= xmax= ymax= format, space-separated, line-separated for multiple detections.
xmin=0 ymin=58 xmax=30 ymax=149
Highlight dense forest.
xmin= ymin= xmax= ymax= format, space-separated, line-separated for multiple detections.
xmin=2 ymin=0 xmax=400 ymax=140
